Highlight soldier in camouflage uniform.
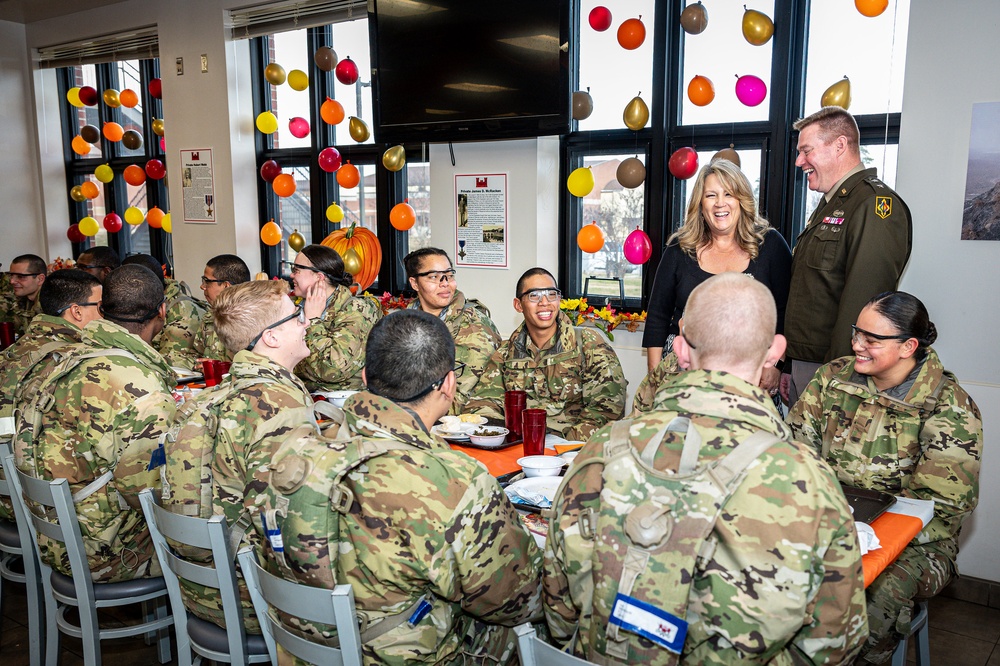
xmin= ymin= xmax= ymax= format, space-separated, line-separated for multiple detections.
xmin=14 ymin=265 xmax=176 ymax=582
xmin=289 ymin=245 xmax=381 ymax=391
xmin=404 ymin=247 xmax=501 ymax=413
xmin=630 ymin=351 xmax=681 ymax=415
xmin=0 ymin=269 xmax=16 ymax=323
xmin=7 ymin=254 xmax=48 ymax=336
xmin=466 ymin=268 xmax=626 ymax=440
xmin=163 ymin=279 xmax=317 ymax=630
xmin=545 ymin=273 xmax=867 ymax=664
xmin=258 ymin=310 xmax=542 ymax=665
xmin=178 ymin=254 xmax=252 ymax=367
xmin=787 ymin=291 xmax=981 ymax=663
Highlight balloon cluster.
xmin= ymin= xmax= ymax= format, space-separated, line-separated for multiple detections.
xmin=68 ymin=199 xmax=172 ymax=238
xmin=66 ymin=79 xmax=161 ymax=154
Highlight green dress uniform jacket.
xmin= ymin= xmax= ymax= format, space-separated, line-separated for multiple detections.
xmin=466 ymin=312 xmax=627 ymax=440
xmin=545 ymin=370 xmax=867 ymax=665
xmin=784 ymin=168 xmax=912 ymax=363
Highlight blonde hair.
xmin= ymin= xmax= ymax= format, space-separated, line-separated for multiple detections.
xmin=683 ymin=272 xmax=776 ymax=370
xmin=213 ymin=279 xmax=291 ymax=354
xmin=793 ymin=106 xmax=860 ymax=155
xmin=669 ymin=159 xmax=770 ymax=259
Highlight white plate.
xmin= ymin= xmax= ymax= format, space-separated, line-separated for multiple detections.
xmin=431 ymin=425 xmax=471 ymax=442
xmin=172 ymin=367 xmax=204 ymax=382
xmin=316 ymin=390 xmax=359 ymax=408
xmin=505 ymin=476 xmax=562 ymax=505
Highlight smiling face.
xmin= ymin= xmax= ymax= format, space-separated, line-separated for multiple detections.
xmin=409 ymin=253 xmax=456 ymax=316
xmin=701 ymin=173 xmax=742 ymax=237
xmin=290 ymin=252 xmax=326 ymax=298
xmin=9 ymin=261 xmax=44 ymax=300
xmin=795 ymin=123 xmax=848 ymax=194
xmin=851 ymin=305 xmax=916 ymax=381
xmin=514 ymin=273 xmax=560 ymax=343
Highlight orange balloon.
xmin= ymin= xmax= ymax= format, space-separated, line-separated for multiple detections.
xmin=389 ymin=202 xmax=416 ymax=231
xmin=71 ymin=135 xmax=92 ymax=156
xmin=123 ymin=164 xmax=147 ymax=186
xmin=260 ymin=220 xmax=283 ymax=246
xmin=103 ymin=122 xmax=124 ymax=142
xmin=80 ymin=181 xmax=100 ymax=199
xmin=119 ymin=88 xmax=139 ymax=108
xmin=855 ymin=0 xmax=888 ymax=17
xmin=272 ymin=173 xmax=297 ymax=197
xmin=577 ymin=222 xmax=606 ymax=253
xmin=687 ymin=75 xmax=715 ymax=106
xmin=320 ymin=97 xmax=346 ymax=125
xmin=337 ymin=162 xmax=360 ymax=189
xmin=146 ymin=206 xmax=165 ymax=229
xmin=617 ymin=17 xmax=646 ymax=50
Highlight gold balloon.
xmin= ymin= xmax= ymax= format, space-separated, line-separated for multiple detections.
xmin=343 ymin=247 xmax=363 ymax=276
xmin=70 ymin=185 xmax=87 ymax=202
xmin=348 ymin=116 xmax=370 ymax=142
xmin=382 ymin=145 xmax=405 ymax=172
xmin=264 ymin=63 xmax=286 ymax=86
xmin=103 ymin=89 xmax=121 ymax=108
xmin=712 ymin=147 xmax=741 ymax=167
xmin=152 ymin=118 xmax=165 ymax=137
xmin=821 ymin=77 xmax=852 ymax=110
xmin=742 ymin=8 xmax=774 ymax=46
xmin=572 ymin=90 xmax=594 ymax=121
xmin=288 ymin=230 xmax=306 ymax=252
xmin=680 ymin=2 xmax=709 ymax=34
xmin=623 ymin=96 xmax=649 ymax=131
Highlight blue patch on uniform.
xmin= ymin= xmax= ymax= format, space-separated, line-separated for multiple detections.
xmin=609 ymin=593 xmax=687 ymax=654
xmin=147 ymin=444 xmax=165 ymax=470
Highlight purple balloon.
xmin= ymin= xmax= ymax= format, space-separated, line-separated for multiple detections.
xmin=623 ymin=228 xmax=653 ymax=264
xmin=289 ymin=116 xmax=310 ymax=139
xmin=735 ymin=75 xmax=767 ymax=107
xmin=318 ymin=146 xmax=342 ymax=173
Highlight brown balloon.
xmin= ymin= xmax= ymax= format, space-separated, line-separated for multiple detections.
xmin=742 ymin=8 xmax=775 ymax=46
xmin=712 ymin=147 xmax=741 ymax=167
xmin=572 ymin=90 xmax=594 ymax=121
xmin=121 ymin=130 xmax=143 ymax=150
xmin=382 ymin=145 xmax=405 ymax=172
xmin=821 ymin=77 xmax=852 ymax=110
xmin=314 ymin=46 xmax=338 ymax=72
xmin=616 ymin=157 xmax=646 ymax=189
xmin=623 ymin=96 xmax=649 ymax=131
xmin=680 ymin=2 xmax=709 ymax=34
xmin=80 ymin=124 xmax=100 ymax=144
xmin=348 ymin=116 xmax=370 ymax=142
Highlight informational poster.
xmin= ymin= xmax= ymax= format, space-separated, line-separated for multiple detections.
xmin=455 ymin=173 xmax=507 ymax=267
xmin=180 ymin=148 xmax=216 ymax=223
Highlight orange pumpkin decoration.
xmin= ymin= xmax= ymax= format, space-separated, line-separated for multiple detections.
xmin=321 ymin=222 xmax=382 ymax=291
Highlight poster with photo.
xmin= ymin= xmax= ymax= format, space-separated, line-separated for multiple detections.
xmin=455 ymin=173 xmax=508 ymax=267
xmin=962 ymin=101 xmax=1000 ymax=240
xmin=180 ymin=148 xmax=216 ymax=223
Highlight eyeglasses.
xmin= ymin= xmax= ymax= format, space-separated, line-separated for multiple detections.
xmin=55 ymin=301 xmax=101 ymax=316
xmin=246 ymin=305 xmax=307 ymax=351
xmin=413 ymin=269 xmax=456 ymax=284
xmin=850 ymin=324 xmax=910 ymax=348
xmin=518 ymin=288 xmax=562 ymax=304
xmin=282 ymin=261 xmax=324 ymax=276
xmin=8 ymin=272 xmax=43 ymax=280
xmin=201 ymin=275 xmax=228 ymax=285
xmin=393 ymin=362 xmax=466 ymax=403
xmin=680 ymin=323 xmax=698 ymax=350
xmin=75 ymin=263 xmax=104 ymax=271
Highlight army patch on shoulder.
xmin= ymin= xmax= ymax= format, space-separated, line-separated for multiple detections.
xmin=875 ymin=196 xmax=892 ymax=219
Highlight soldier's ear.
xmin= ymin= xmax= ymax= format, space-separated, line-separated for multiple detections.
xmin=765 ymin=334 xmax=787 ymax=370
xmin=673 ymin=335 xmax=692 ymax=370
xmin=898 ymin=337 xmax=918 ymax=360
xmin=513 ymin=297 xmax=524 ymax=314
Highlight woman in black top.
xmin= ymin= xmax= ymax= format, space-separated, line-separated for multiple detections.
xmin=643 ymin=159 xmax=792 ymax=393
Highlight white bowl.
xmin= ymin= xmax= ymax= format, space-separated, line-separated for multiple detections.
xmin=469 ymin=426 xmax=509 ymax=447
xmin=517 ymin=455 xmax=566 ymax=478
xmin=320 ymin=390 xmax=358 ymax=408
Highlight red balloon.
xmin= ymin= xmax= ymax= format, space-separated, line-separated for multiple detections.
xmin=145 ymin=159 xmax=166 ymax=180
xmin=289 ymin=117 xmax=310 ymax=139
xmin=668 ymin=147 xmax=699 ymax=180
xmin=589 ymin=6 xmax=613 ymax=31
xmin=335 ymin=57 xmax=360 ymax=85
xmin=78 ymin=86 xmax=98 ymax=106
xmin=318 ymin=147 xmax=342 ymax=173
xmin=103 ymin=212 xmax=123 ymax=233
xmin=260 ymin=159 xmax=281 ymax=183
xmin=148 ymin=78 xmax=162 ymax=99
xmin=67 ymin=224 xmax=86 ymax=244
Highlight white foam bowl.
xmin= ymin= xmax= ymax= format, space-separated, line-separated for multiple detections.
xmin=323 ymin=390 xmax=358 ymax=408
xmin=517 ymin=455 xmax=566 ymax=478
xmin=468 ymin=426 xmax=509 ymax=447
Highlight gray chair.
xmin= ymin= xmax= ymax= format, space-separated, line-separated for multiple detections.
xmin=139 ymin=488 xmax=270 ymax=666
xmin=237 ymin=547 xmax=364 ymax=666
xmin=515 ymin=623 xmax=596 ymax=666
xmin=3 ymin=452 xmax=173 ymax=666
xmin=0 ymin=443 xmax=45 ymax=665
xmin=891 ymin=599 xmax=930 ymax=666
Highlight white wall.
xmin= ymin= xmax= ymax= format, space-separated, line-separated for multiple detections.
xmin=897 ymin=0 xmax=1000 ymax=581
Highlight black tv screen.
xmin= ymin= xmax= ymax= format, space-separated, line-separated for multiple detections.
xmin=368 ymin=0 xmax=572 ymax=144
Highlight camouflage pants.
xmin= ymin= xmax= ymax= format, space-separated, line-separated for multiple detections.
xmin=860 ymin=545 xmax=954 ymax=664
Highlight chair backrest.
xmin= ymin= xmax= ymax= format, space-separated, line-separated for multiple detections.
xmin=237 ymin=547 xmax=363 ymax=666
xmin=515 ymin=623 xmax=597 ymax=666
xmin=138 ymin=488 xmax=253 ymax=665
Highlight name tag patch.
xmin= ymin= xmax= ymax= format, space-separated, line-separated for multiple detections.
xmin=822 ymin=217 xmax=844 ymax=225
xmin=609 ymin=593 xmax=687 ymax=654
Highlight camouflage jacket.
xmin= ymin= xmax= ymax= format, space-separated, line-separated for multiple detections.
xmin=176 ymin=308 xmax=230 ymax=367
xmin=630 ymin=352 xmax=681 ymax=416
xmin=0 ymin=314 xmax=82 ymax=423
xmin=545 ymin=370 xmax=867 ymax=665
xmin=295 ymin=285 xmax=381 ymax=392
xmin=16 ymin=319 xmax=177 ymax=582
xmin=155 ymin=278 xmax=208 ymax=370
xmin=0 ymin=273 xmax=14 ymax=323
xmin=9 ymin=295 xmax=42 ymax=337
xmin=466 ymin=312 xmax=627 ymax=440
xmin=409 ymin=289 xmax=501 ymax=414
xmin=264 ymin=391 xmax=543 ymax=665
xmin=786 ymin=349 xmax=982 ymax=563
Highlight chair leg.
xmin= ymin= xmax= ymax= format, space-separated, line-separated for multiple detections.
xmin=78 ymin=598 xmax=104 ymax=666
xmin=153 ymin=597 xmax=172 ymax=664
xmin=43 ymin=581 xmax=60 ymax=666
xmin=26 ymin=574 xmax=45 ymax=666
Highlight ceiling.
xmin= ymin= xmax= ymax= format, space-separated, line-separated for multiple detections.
xmin=0 ymin=0 xmax=131 ymax=24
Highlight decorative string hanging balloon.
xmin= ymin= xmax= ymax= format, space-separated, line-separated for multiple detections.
xmin=589 ymin=6 xmax=612 ymax=31
xmin=320 ymin=98 xmax=346 ymax=125
xmin=314 ymin=46 xmax=338 ymax=72
xmin=624 ymin=227 xmax=653 ymax=264
xmin=287 ymin=69 xmax=309 ymax=91
xmin=687 ymin=75 xmax=715 ymax=107
xmin=318 ymin=147 xmax=342 ymax=173
xmin=264 ymin=63 xmax=286 ymax=85
xmin=260 ymin=220 xmax=282 ymax=246
xmin=821 ymin=77 xmax=852 ymax=109
xmin=668 ymin=147 xmax=699 ymax=180
xmin=616 ymin=157 xmax=646 ymax=189
xmin=390 ymin=201 xmax=416 ymax=231
xmin=382 ymin=145 xmax=405 ymax=172
xmin=735 ymin=74 xmax=767 ymax=107
xmin=617 ymin=16 xmax=646 ymax=50
xmin=335 ymin=57 xmax=360 ymax=85
xmin=742 ymin=7 xmax=775 ymax=46
xmin=680 ymin=2 xmax=709 ymax=34
xmin=572 ymin=89 xmax=594 ymax=121
xmin=326 ymin=202 xmax=345 ymax=223
xmin=855 ymin=0 xmax=889 ymax=17
xmin=623 ymin=95 xmax=649 ymax=130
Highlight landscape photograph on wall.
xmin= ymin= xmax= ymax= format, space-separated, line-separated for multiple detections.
xmin=962 ymin=100 xmax=1000 ymax=240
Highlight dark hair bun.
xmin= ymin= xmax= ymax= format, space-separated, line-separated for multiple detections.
xmin=924 ymin=321 xmax=938 ymax=346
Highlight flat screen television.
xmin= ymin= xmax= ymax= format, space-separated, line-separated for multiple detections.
xmin=368 ymin=0 xmax=572 ymax=144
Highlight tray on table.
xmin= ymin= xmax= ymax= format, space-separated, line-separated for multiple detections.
xmin=842 ymin=484 xmax=896 ymax=524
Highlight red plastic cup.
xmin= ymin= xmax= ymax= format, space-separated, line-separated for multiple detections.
xmin=521 ymin=408 xmax=547 ymax=457
xmin=0 ymin=322 xmax=14 ymax=351
xmin=202 ymin=360 xmax=219 ymax=387
xmin=504 ymin=390 xmax=527 ymax=442
xmin=215 ymin=361 xmax=232 ymax=377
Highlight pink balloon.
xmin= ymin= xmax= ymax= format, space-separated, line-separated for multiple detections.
xmin=289 ymin=116 xmax=310 ymax=139
xmin=160 ymin=137 xmax=166 ymax=151
xmin=735 ymin=75 xmax=768 ymax=107
xmin=589 ymin=6 xmax=612 ymax=31
xmin=623 ymin=227 xmax=652 ymax=264
xmin=318 ymin=147 xmax=342 ymax=173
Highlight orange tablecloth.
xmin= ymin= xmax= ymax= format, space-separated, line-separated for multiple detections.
xmin=449 ymin=442 xmax=528 ymax=477
xmin=861 ymin=511 xmax=924 ymax=588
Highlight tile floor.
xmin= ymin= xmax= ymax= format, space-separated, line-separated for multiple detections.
xmin=2 ymin=579 xmax=1000 ymax=664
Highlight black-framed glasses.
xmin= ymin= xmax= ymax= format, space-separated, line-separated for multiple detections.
xmin=850 ymin=324 xmax=910 ymax=348
xmin=517 ymin=287 xmax=562 ymax=303
xmin=245 ymin=305 xmax=307 ymax=351
xmin=413 ymin=269 xmax=456 ymax=284
xmin=55 ymin=301 xmax=101 ymax=316
xmin=393 ymin=362 xmax=466 ymax=403
xmin=8 ymin=272 xmax=43 ymax=279
xmin=201 ymin=275 xmax=228 ymax=285
xmin=282 ymin=261 xmax=325 ymax=276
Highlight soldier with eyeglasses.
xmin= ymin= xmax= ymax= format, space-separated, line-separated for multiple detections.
xmin=466 ymin=267 xmax=627 ymax=440
xmin=6 ymin=253 xmax=47 ymax=335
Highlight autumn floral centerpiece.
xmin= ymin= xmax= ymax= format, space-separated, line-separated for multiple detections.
xmin=559 ymin=297 xmax=646 ymax=341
